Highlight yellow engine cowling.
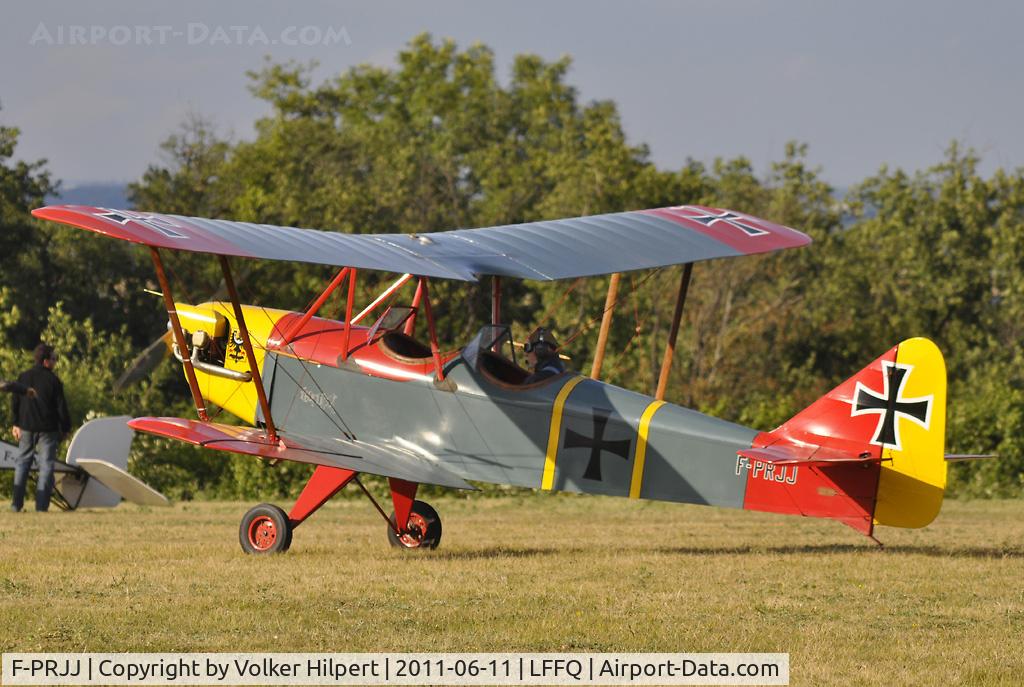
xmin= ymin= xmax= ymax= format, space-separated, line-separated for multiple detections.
xmin=176 ymin=304 xmax=228 ymax=339
xmin=171 ymin=302 xmax=290 ymax=424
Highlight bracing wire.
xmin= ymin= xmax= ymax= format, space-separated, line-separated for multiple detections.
xmin=201 ymin=261 xmax=359 ymax=441
xmin=251 ymin=302 xmax=357 ymax=441
xmin=562 ymin=268 xmax=662 ymax=347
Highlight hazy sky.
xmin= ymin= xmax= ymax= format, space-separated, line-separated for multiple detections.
xmin=2 ymin=0 xmax=1022 ymax=189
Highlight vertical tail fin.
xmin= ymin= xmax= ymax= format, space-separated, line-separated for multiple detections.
xmin=60 ymin=416 xmax=136 ymax=508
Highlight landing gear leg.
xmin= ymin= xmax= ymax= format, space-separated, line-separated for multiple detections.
xmin=387 ymin=500 xmax=442 ymax=550
xmin=385 ymin=478 xmax=442 ymax=550
xmin=350 ymin=476 xmax=444 ymax=550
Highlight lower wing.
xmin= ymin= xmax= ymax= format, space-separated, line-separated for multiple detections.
xmin=129 ymin=417 xmax=475 ymax=490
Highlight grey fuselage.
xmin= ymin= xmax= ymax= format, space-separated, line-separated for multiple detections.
xmin=263 ymin=352 xmax=757 ymax=509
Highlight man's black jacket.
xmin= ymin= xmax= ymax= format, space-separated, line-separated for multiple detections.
xmin=11 ymin=365 xmax=71 ymax=433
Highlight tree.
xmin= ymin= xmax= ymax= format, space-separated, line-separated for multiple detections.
xmin=0 ymin=112 xmax=58 ymax=348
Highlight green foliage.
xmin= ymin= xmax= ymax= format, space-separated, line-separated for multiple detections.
xmin=0 ymin=292 xmax=219 ymax=499
xmin=0 ymin=114 xmax=59 ymax=348
xmin=3 ymin=36 xmax=1024 ymax=498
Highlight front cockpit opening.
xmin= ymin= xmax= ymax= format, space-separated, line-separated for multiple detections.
xmin=365 ymin=305 xmax=434 ymax=361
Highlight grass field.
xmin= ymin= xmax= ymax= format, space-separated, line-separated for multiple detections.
xmin=1 ymin=495 xmax=1023 ymax=685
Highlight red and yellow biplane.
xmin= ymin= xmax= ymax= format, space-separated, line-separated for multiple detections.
xmin=33 ymin=204 xmax=955 ymax=553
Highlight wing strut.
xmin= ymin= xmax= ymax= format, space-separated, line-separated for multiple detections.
xmin=149 ymin=247 xmax=209 ymax=421
xmin=491 ymin=276 xmax=502 ymax=325
xmin=418 ymin=277 xmax=445 ymax=381
xmin=353 ymin=273 xmax=412 ymax=324
xmin=280 ymin=266 xmax=350 ymax=347
xmin=590 ymin=272 xmax=621 ymax=380
xmin=341 ymin=268 xmax=357 ymax=361
xmin=655 ymin=262 xmax=693 ymax=401
xmin=218 ymin=255 xmax=278 ymax=442
xmin=405 ymin=278 xmax=425 ymax=336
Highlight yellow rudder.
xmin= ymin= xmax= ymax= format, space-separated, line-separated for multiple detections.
xmin=873 ymin=337 xmax=947 ymax=528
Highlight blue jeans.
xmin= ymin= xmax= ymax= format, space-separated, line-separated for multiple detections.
xmin=11 ymin=431 xmax=61 ymax=512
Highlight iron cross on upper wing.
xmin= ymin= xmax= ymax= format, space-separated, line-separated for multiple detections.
xmin=687 ymin=210 xmax=770 ymax=237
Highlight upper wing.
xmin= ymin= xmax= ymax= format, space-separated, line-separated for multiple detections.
xmin=129 ymin=417 xmax=475 ymax=490
xmin=33 ymin=204 xmax=810 ymax=282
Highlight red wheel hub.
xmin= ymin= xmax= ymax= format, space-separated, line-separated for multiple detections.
xmin=248 ymin=515 xmax=278 ymax=550
xmin=397 ymin=512 xmax=428 ymax=548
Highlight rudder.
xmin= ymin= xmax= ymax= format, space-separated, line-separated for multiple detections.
xmin=872 ymin=337 xmax=946 ymax=528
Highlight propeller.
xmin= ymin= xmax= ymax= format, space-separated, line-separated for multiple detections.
xmin=112 ymin=331 xmax=173 ymax=392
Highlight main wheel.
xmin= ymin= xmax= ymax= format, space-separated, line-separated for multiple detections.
xmin=239 ymin=503 xmax=292 ymax=554
xmin=387 ymin=500 xmax=442 ymax=550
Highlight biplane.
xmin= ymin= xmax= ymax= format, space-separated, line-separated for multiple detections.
xmin=0 ymin=415 xmax=168 ymax=510
xmin=32 ymin=204 xmax=954 ymax=552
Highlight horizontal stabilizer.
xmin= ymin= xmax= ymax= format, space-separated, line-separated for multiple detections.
xmin=64 ymin=415 xmax=137 ymax=507
xmin=0 ymin=442 xmax=79 ymax=473
xmin=76 ymin=459 xmax=170 ymax=507
xmin=944 ymin=453 xmax=997 ymax=462
xmin=738 ymin=445 xmax=880 ymax=466
xmin=129 ymin=417 xmax=475 ymax=490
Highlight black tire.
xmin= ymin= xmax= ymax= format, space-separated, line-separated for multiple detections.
xmin=239 ymin=503 xmax=292 ymax=554
xmin=387 ymin=500 xmax=442 ymax=550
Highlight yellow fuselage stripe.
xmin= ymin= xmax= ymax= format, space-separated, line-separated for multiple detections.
xmin=630 ymin=400 xmax=666 ymax=499
xmin=542 ymin=376 xmax=587 ymax=490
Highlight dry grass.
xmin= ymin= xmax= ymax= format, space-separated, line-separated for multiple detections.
xmin=1 ymin=495 xmax=1023 ymax=685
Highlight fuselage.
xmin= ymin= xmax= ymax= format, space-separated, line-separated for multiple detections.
xmin=176 ymin=301 xmax=876 ymax=531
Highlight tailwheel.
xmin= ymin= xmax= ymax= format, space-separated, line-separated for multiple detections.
xmin=239 ymin=503 xmax=293 ymax=554
xmin=387 ymin=500 xmax=442 ymax=550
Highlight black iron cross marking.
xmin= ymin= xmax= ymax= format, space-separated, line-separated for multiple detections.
xmin=688 ymin=210 xmax=769 ymax=237
xmin=96 ymin=210 xmax=133 ymax=225
xmin=563 ymin=408 xmax=632 ymax=481
xmin=851 ymin=362 xmax=932 ymax=451
xmin=94 ymin=209 xmax=187 ymax=239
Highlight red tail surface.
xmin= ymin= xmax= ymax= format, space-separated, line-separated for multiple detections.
xmin=738 ymin=338 xmax=947 ymax=535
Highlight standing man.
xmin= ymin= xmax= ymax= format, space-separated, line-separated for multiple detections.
xmin=10 ymin=343 xmax=71 ymax=512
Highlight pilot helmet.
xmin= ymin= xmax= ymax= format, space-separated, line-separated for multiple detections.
xmin=524 ymin=327 xmax=559 ymax=355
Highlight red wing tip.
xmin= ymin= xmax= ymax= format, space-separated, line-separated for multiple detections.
xmin=31 ymin=206 xmax=59 ymax=219
xmin=34 ymin=204 xmax=96 ymax=212
xmin=127 ymin=416 xmax=194 ymax=430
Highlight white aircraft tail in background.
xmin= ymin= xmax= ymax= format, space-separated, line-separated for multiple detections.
xmin=0 ymin=416 xmax=169 ymax=510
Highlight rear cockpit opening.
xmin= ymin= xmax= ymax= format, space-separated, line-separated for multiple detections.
xmin=478 ymin=350 xmax=530 ymax=385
